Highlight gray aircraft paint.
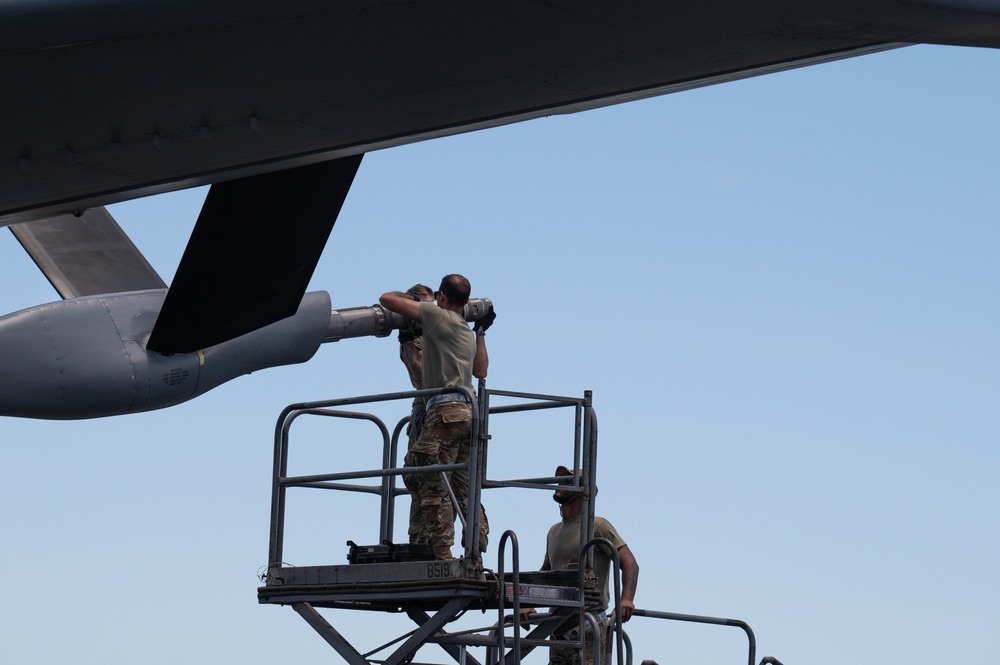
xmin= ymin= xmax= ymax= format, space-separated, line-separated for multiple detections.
xmin=0 ymin=290 xmax=331 ymax=419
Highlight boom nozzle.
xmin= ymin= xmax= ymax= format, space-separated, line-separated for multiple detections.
xmin=324 ymin=298 xmax=493 ymax=343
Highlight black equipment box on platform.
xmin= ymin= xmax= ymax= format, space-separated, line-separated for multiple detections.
xmin=347 ymin=540 xmax=435 ymax=564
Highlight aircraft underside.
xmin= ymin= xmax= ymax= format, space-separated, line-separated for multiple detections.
xmin=1 ymin=0 xmax=998 ymax=419
xmin=4 ymin=0 xmax=1000 ymax=224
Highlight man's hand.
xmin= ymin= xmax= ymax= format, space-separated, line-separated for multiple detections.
xmin=518 ymin=606 xmax=536 ymax=629
xmin=475 ymin=305 xmax=496 ymax=334
xmin=609 ymin=597 xmax=635 ymax=623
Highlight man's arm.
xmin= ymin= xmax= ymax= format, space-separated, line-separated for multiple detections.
xmin=473 ymin=331 xmax=489 ymax=379
xmin=614 ymin=545 xmax=639 ymax=622
xmin=380 ymin=291 xmax=422 ymax=321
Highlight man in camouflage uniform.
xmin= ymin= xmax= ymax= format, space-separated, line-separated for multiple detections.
xmin=520 ymin=466 xmax=639 ymax=665
xmin=382 ymin=275 xmax=493 ymax=560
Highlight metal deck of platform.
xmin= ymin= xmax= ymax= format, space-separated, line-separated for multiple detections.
xmin=258 ymin=561 xmax=587 ymax=612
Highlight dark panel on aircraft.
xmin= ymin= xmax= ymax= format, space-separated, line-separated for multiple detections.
xmin=9 ymin=207 xmax=166 ymax=298
xmin=146 ymin=155 xmax=362 ymax=354
xmin=3 ymin=0 xmax=1000 ymax=223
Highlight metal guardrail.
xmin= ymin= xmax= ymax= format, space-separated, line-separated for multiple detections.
xmin=631 ymin=608 xmax=764 ymax=665
xmin=267 ymin=385 xmax=481 ymax=568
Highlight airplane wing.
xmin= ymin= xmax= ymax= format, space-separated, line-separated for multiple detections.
xmin=4 ymin=0 xmax=1000 ymax=225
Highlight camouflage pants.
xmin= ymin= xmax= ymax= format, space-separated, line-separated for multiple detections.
xmin=550 ymin=620 xmax=610 ymax=665
xmin=404 ymin=401 xmax=489 ymax=555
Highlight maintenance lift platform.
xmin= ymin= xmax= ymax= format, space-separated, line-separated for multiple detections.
xmin=257 ymin=384 xmax=784 ymax=665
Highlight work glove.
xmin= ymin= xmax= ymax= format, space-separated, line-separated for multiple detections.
xmin=398 ymin=317 xmax=421 ymax=344
xmin=475 ymin=305 xmax=496 ymax=334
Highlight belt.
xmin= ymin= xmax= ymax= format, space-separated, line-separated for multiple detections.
xmin=425 ymin=392 xmax=471 ymax=409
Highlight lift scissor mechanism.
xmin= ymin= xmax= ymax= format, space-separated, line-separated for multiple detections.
xmin=258 ymin=385 xmax=782 ymax=665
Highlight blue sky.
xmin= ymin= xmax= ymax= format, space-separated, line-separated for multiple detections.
xmin=1 ymin=44 xmax=998 ymax=665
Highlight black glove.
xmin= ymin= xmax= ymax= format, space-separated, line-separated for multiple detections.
xmin=475 ymin=305 xmax=496 ymax=333
xmin=398 ymin=327 xmax=417 ymax=344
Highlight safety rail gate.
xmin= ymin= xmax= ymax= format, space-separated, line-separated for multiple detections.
xmin=257 ymin=384 xmax=781 ymax=665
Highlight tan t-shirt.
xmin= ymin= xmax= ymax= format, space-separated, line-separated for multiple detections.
xmin=418 ymin=302 xmax=475 ymax=390
xmin=544 ymin=514 xmax=627 ymax=612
